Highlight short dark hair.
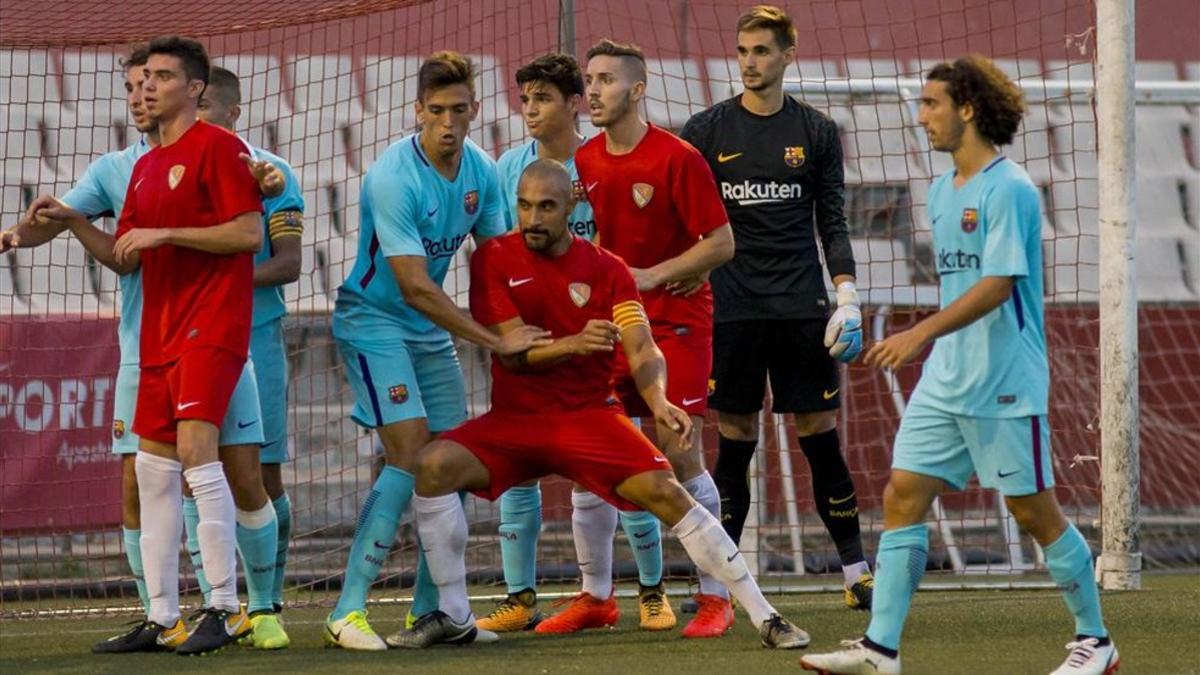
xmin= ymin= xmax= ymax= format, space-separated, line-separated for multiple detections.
xmin=147 ymin=35 xmax=210 ymax=86
xmin=121 ymin=43 xmax=150 ymax=71
xmin=516 ymin=53 xmax=584 ymax=99
xmin=585 ymin=39 xmax=647 ymax=82
xmin=736 ymin=5 xmax=797 ymax=50
xmin=417 ymin=51 xmax=475 ymax=102
xmin=206 ymin=65 xmax=241 ymax=106
xmin=927 ymin=55 xmax=1026 ymax=146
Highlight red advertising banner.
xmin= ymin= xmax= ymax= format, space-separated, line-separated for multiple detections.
xmin=0 ymin=316 xmax=122 ymax=533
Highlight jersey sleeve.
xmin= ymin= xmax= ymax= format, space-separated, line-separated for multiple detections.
xmin=115 ymin=160 xmax=143 ymax=240
xmin=811 ymin=114 xmax=856 ymax=279
xmin=671 ymin=142 xmax=729 ymax=239
xmin=473 ymin=159 xmax=508 ymax=240
xmin=980 ymin=178 xmax=1039 ymax=278
xmin=206 ymin=131 xmax=264 ymax=223
xmin=61 ymin=154 xmax=115 ymax=219
xmin=678 ymin=110 xmax=710 ymax=156
xmin=495 ymin=149 xmax=519 ymax=230
xmin=468 ymin=240 xmax=520 ymax=325
xmin=262 ymin=158 xmax=305 ymax=241
xmin=368 ymin=165 xmax=426 ymax=258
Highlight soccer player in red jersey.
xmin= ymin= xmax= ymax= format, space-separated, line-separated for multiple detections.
xmin=386 ymin=158 xmax=808 ymax=651
xmin=111 ymin=36 xmax=265 ymax=656
xmin=568 ymin=38 xmax=738 ymax=638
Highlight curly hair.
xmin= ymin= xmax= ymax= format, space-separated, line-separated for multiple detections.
xmin=516 ymin=53 xmax=584 ymax=99
xmin=927 ymin=54 xmax=1025 ymax=146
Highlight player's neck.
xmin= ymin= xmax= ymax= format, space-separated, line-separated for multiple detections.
xmin=544 ymin=232 xmax=574 ymax=257
xmin=158 ymin=109 xmax=198 ymax=147
xmin=740 ymin=86 xmax=785 ymax=116
xmin=537 ymin=129 xmax=584 ymax=163
xmin=420 ymin=135 xmax=464 ymax=181
xmin=603 ymin=115 xmax=649 ymax=156
xmin=951 ymin=139 xmax=999 ymax=185
xmin=145 ymin=130 xmax=161 ymax=148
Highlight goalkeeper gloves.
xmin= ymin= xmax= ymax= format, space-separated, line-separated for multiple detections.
xmin=824 ymin=281 xmax=862 ymax=363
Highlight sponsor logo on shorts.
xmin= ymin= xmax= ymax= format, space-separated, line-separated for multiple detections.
xmin=682 ymin=396 xmax=705 ymax=407
xmin=823 ymin=388 xmax=839 ymax=400
xmin=997 ymin=394 xmax=1017 ymax=404
xmin=997 ymin=468 xmax=1021 ymax=478
xmin=237 ymin=420 xmax=257 ymax=429
xmin=464 ymin=190 xmax=480 ymax=215
xmin=112 ymin=419 xmax=126 ymax=439
xmin=568 ymin=282 xmax=591 ymax=307
xmin=388 ymin=384 xmax=409 ymax=404
xmin=784 ymin=146 xmax=806 ymax=168
xmin=177 ymin=401 xmax=201 ymax=411
xmin=961 ymin=207 xmax=979 ymax=233
xmin=632 ymin=182 xmax=654 ymax=208
xmin=168 ymin=164 xmax=186 ymax=190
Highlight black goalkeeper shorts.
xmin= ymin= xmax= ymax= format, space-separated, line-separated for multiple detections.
xmin=708 ymin=318 xmax=841 ymax=414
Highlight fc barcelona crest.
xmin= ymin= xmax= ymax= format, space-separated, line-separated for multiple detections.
xmin=464 ymin=190 xmax=480 ymax=215
xmin=568 ymin=282 xmax=591 ymax=307
xmin=572 ymin=179 xmax=589 ymax=203
xmin=784 ymin=146 xmax=805 ymax=168
xmin=388 ymin=384 xmax=409 ymax=404
xmin=113 ymin=419 xmax=126 ymax=439
xmin=168 ymin=164 xmax=186 ymax=190
xmin=961 ymin=208 xmax=979 ymax=233
xmin=632 ymin=182 xmax=654 ymax=208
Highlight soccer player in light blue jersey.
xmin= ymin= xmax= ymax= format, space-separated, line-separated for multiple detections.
xmin=801 ymin=56 xmax=1115 ymax=675
xmin=322 ymin=51 xmax=550 ymax=651
xmin=5 ymin=45 xmax=292 ymax=654
xmin=483 ymin=53 xmax=671 ymax=635
xmin=193 ymin=65 xmax=305 ymax=649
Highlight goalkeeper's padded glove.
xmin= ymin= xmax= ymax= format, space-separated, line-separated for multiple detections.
xmin=824 ymin=281 xmax=862 ymax=363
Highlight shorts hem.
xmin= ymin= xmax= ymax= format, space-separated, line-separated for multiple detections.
xmin=891 ymin=461 xmax=967 ymax=492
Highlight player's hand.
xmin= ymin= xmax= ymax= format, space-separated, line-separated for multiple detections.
xmin=0 ymin=228 xmax=18 ymax=253
xmin=494 ymin=324 xmax=553 ymax=356
xmin=653 ymin=402 xmax=693 ymax=450
xmin=864 ymin=326 xmax=931 ymax=371
xmin=569 ymin=319 xmax=621 ymax=356
xmin=241 ymin=153 xmax=285 ymax=198
xmin=29 ymin=195 xmax=87 ymax=231
xmin=665 ymin=271 xmax=709 ymax=297
xmin=113 ymin=228 xmax=170 ymax=264
xmin=824 ymin=281 xmax=863 ymax=362
xmin=630 ymin=267 xmax=664 ymax=292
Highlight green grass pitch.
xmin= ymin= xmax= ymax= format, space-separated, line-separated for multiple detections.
xmin=1 ymin=572 xmax=1196 ymax=674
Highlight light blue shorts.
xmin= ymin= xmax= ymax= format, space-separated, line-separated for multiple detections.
xmin=892 ymin=398 xmax=1054 ymax=497
xmin=250 ymin=321 xmax=289 ymax=463
xmin=335 ymin=332 xmax=466 ymax=433
xmin=111 ymin=363 xmax=140 ymax=454
xmin=217 ymin=359 xmax=265 ymax=447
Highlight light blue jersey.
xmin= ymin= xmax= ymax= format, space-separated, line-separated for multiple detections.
xmin=250 ymin=146 xmax=305 ymax=328
xmin=336 ymin=134 xmax=506 ymax=341
xmin=61 ymin=138 xmax=151 ymax=366
xmin=495 ymin=138 xmax=596 ymax=239
xmin=912 ymin=156 xmax=1048 ymax=418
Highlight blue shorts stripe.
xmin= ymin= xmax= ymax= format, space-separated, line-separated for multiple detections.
xmin=1031 ymin=415 xmax=1045 ymax=492
xmin=358 ymin=353 xmax=384 ymax=427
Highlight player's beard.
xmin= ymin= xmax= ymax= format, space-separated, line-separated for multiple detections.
xmin=593 ymin=91 xmax=632 ymax=129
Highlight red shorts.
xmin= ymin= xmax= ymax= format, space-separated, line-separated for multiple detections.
xmin=134 ymin=348 xmax=246 ymax=444
xmin=442 ymin=408 xmax=671 ymax=510
xmin=612 ymin=331 xmax=712 ymax=417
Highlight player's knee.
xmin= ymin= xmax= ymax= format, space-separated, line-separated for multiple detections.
xmin=627 ymin=473 xmax=690 ymax=525
xmin=1005 ymin=492 xmax=1067 ymax=544
xmin=793 ymin=410 xmax=837 ymax=437
xmin=717 ymin=412 xmax=757 ymax=441
xmin=414 ymin=443 xmax=461 ymax=496
xmin=882 ymin=473 xmax=937 ymax=525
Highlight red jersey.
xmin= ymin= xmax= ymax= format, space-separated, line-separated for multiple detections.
xmin=470 ymin=232 xmax=644 ymax=414
xmin=575 ymin=123 xmax=728 ymax=339
xmin=117 ymin=121 xmax=262 ymax=367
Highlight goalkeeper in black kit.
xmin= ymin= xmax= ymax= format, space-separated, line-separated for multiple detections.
xmin=680 ymin=4 xmax=872 ymax=609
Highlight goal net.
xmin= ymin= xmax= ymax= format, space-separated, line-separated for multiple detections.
xmin=2 ymin=0 xmax=1197 ymax=614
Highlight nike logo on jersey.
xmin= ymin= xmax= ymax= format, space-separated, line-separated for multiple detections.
xmin=177 ymin=401 xmax=201 ymax=411
xmin=829 ymin=492 xmax=856 ymax=505
xmin=717 ymin=151 xmax=743 ymax=163
xmin=427 ymin=207 xmax=438 ymax=218
xmin=508 ymin=277 xmax=533 ymax=288
xmin=653 ymin=456 xmax=668 ymax=464
xmin=134 ymin=178 xmax=145 ymax=191
xmin=586 ymin=181 xmax=599 ymax=192
xmin=823 ymin=388 xmax=839 ymax=400
xmin=237 ymin=420 xmax=257 ymax=429
xmin=682 ymin=397 xmax=705 ymax=406
xmin=997 ymin=469 xmax=1021 ymax=478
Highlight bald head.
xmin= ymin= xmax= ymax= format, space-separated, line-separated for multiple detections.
xmin=516 ymin=158 xmax=576 ymax=254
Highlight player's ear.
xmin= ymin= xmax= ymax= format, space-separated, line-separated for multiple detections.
xmin=470 ymin=99 xmax=481 ymax=121
xmin=230 ymin=103 xmax=242 ymax=126
xmin=958 ymin=101 xmax=975 ymax=125
xmin=629 ymin=79 xmax=646 ymax=104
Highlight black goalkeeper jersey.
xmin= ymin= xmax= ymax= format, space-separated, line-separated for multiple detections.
xmin=680 ymin=94 xmax=855 ymax=322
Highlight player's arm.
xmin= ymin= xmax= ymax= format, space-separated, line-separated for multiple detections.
xmin=620 ymin=317 xmax=692 ymax=445
xmin=810 ymin=115 xmax=864 ymax=362
xmin=253 ymin=218 xmax=302 ymax=287
xmin=492 ymin=317 xmax=620 ymax=372
xmin=242 ymin=152 xmax=286 ymax=198
xmin=864 ymin=276 xmax=1014 ymax=370
xmin=114 ymin=210 xmax=262 ymax=264
xmin=1 ymin=201 xmax=67 ymax=252
xmin=390 ymin=255 xmax=549 ymax=355
xmin=3 ymin=158 xmax=114 ymax=254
